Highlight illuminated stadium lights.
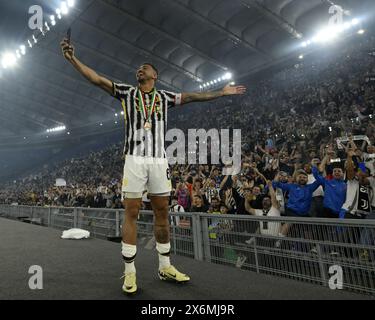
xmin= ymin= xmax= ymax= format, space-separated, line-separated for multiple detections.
xmin=230 ymin=81 xmax=235 ymax=85
xmin=60 ymin=2 xmax=69 ymax=15
xmin=20 ymin=45 xmax=26 ymax=55
xmin=50 ymin=15 xmax=56 ymax=26
xmin=299 ymin=54 xmax=304 ymax=60
xmin=67 ymin=0 xmax=75 ymax=7
xmin=67 ymin=132 xmax=71 ymax=135
xmin=343 ymin=22 xmax=351 ymax=30
xmin=1 ymin=52 xmax=17 ymax=69
xmin=115 ymin=113 xmax=118 ymax=117
xmin=301 ymin=17 xmax=362 ymax=48
xmin=56 ymin=8 xmax=62 ymax=19
xmin=351 ymin=18 xmax=359 ymax=26
xmin=121 ymin=111 xmax=124 ymax=115
xmin=115 ymin=121 xmax=118 ymax=124
xmin=358 ymin=29 xmax=365 ymax=35
xmin=223 ymin=72 xmax=232 ymax=80
xmin=314 ymin=26 xmax=340 ymax=43
xmin=46 ymin=125 xmax=66 ymax=133
xmin=201 ymin=72 xmax=234 ymax=89
xmin=0 ymin=8 xmax=65 ymax=72
xmin=100 ymin=123 xmax=103 ymax=126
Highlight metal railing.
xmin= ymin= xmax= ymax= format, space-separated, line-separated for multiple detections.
xmin=1 ymin=204 xmax=374 ymax=296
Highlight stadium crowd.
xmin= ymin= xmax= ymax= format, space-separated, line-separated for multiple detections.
xmin=1 ymin=34 xmax=375 ymax=234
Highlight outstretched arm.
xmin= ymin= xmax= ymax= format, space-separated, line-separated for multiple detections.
xmin=267 ymin=181 xmax=280 ymax=210
xmin=181 ymin=84 xmax=246 ymax=105
xmin=312 ymin=165 xmax=325 ymax=186
xmin=244 ymin=194 xmax=256 ymax=215
xmin=345 ymin=149 xmax=356 ymax=181
xmin=253 ymin=168 xmax=267 ymax=184
xmin=60 ymin=38 xmax=113 ymax=95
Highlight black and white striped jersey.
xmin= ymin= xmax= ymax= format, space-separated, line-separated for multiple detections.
xmin=112 ymin=82 xmax=182 ymax=158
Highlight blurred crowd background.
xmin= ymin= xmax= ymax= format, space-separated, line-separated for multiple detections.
xmin=1 ymin=34 xmax=375 ymax=224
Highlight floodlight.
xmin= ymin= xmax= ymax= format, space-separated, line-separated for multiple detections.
xmin=351 ymin=18 xmax=359 ymax=26
xmin=1 ymin=52 xmax=17 ymax=69
xmin=61 ymin=2 xmax=68 ymax=15
xmin=67 ymin=0 xmax=75 ymax=7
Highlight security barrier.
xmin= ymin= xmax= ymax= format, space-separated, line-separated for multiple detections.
xmin=1 ymin=205 xmax=374 ymax=295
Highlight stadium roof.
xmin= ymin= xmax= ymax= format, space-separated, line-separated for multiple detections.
xmin=0 ymin=0 xmax=374 ymax=139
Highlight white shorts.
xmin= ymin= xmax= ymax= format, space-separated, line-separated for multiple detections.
xmin=122 ymin=155 xmax=172 ymax=198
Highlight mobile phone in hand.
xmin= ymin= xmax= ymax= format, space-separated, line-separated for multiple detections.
xmin=67 ymin=27 xmax=72 ymax=44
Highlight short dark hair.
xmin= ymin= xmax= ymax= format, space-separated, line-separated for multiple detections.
xmin=332 ymin=163 xmax=344 ymax=171
xmin=143 ymin=63 xmax=158 ymax=76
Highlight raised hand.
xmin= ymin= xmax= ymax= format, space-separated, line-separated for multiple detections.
xmin=222 ymin=84 xmax=247 ymax=96
xmin=267 ymin=180 xmax=272 ymax=188
xmin=311 ymin=158 xmax=319 ymax=167
xmin=60 ymin=38 xmax=75 ymax=62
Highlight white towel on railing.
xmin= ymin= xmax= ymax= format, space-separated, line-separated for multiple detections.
xmin=61 ymin=228 xmax=90 ymax=240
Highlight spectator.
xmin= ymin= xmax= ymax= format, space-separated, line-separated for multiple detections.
xmin=170 ymin=197 xmax=185 ymax=227
xmin=274 ymin=171 xmax=289 ymax=215
xmin=175 ymin=181 xmax=190 ymax=210
xmin=306 ymin=160 xmax=325 ymax=217
xmin=245 ymin=181 xmax=281 ymax=243
xmin=272 ymin=170 xmax=320 ymax=217
xmin=312 ymin=164 xmax=347 ymax=219
xmin=190 ymin=195 xmax=208 ymax=213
